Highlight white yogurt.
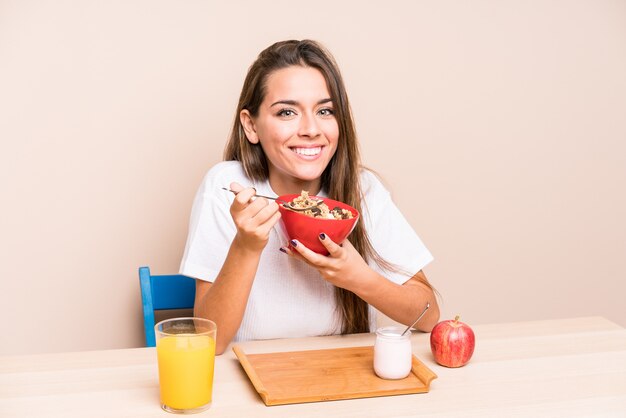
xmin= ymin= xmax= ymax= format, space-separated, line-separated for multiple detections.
xmin=373 ymin=326 xmax=412 ymax=380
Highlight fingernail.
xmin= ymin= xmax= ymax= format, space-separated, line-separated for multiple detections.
xmin=279 ymin=247 xmax=287 ymax=253
xmin=319 ymin=233 xmax=326 ymax=240
xmin=290 ymin=239 xmax=298 ymax=247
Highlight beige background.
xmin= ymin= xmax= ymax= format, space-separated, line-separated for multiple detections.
xmin=1 ymin=0 xmax=624 ymax=355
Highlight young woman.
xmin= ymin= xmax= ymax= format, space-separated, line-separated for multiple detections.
xmin=180 ymin=40 xmax=439 ymax=354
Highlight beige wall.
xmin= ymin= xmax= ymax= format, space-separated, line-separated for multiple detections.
xmin=1 ymin=0 xmax=624 ymax=355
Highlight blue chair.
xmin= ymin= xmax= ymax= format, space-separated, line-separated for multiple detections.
xmin=138 ymin=266 xmax=196 ymax=347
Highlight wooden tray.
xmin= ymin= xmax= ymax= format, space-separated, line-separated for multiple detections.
xmin=232 ymin=345 xmax=437 ymax=406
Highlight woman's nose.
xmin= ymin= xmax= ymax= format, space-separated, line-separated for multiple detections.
xmin=298 ymin=112 xmax=321 ymax=138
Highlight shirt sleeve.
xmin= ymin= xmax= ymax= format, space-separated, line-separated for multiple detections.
xmin=179 ymin=168 xmax=237 ymax=282
xmin=361 ymin=171 xmax=433 ymax=285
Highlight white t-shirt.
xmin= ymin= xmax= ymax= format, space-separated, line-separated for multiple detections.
xmin=180 ymin=161 xmax=433 ymax=341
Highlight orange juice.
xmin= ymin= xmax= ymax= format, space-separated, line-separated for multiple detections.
xmin=156 ymin=334 xmax=216 ymax=410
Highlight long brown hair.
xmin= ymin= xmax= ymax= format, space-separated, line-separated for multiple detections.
xmin=224 ymin=40 xmax=424 ymax=334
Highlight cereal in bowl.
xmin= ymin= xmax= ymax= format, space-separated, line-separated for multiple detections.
xmin=287 ymin=191 xmax=354 ymax=220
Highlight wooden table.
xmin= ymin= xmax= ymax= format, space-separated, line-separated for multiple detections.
xmin=1 ymin=317 xmax=625 ymax=417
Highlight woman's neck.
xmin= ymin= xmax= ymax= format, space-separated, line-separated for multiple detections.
xmin=268 ymin=174 xmax=322 ymax=197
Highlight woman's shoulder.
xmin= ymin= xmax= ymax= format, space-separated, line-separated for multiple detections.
xmin=202 ymin=160 xmax=249 ymax=187
xmin=358 ymin=167 xmax=396 ymax=222
xmin=206 ymin=160 xmax=246 ymax=177
xmin=359 ymin=167 xmax=391 ymax=198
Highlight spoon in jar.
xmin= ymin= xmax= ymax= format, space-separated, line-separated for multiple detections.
xmin=220 ymin=187 xmax=324 ymax=211
xmin=400 ymin=302 xmax=430 ymax=336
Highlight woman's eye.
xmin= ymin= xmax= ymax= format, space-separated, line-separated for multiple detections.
xmin=277 ymin=109 xmax=296 ymax=117
xmin=318 ymin=108 xmax=334 ymax=117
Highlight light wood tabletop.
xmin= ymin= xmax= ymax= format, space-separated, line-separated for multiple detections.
xmin=1 ymin=316 xmax=625 ymax=417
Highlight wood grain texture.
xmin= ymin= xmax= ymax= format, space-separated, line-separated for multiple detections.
xmin=232 ymin=345 xmax=437 ymax=405
xmin=1 ymin=317 xmax=625 ymax=417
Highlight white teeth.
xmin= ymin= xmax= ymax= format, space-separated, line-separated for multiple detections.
xmin=293 ymin=147 xmax=321 ymax=156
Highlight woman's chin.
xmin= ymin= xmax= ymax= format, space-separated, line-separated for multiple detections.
xmin=293 ymin=170 xmax=325 ymax=183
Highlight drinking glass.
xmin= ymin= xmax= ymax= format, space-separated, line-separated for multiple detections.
xmin=155 ymin=317 xmax=217 ymax=414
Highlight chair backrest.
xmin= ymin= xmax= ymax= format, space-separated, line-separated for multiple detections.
xmin=138 ymin=266 xmax=196 ymax=347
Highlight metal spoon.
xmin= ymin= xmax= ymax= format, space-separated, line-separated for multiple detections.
xmin=401 ymin=302 xmax=430 ymax=336
xmin=221 ymin=187 xmax=324 ymax=211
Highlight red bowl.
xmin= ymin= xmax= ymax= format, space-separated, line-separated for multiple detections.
xmin=277 ymin=194 xmax=359 ymax=255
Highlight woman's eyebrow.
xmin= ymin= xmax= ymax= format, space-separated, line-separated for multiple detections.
xmin=270 ymin=98 xmax=333 ymax=107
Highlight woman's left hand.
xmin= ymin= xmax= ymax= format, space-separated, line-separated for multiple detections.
xmin=281 ymin=234 xmax=370 ymax=291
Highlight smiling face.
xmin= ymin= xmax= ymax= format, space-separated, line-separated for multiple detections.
xmin=240 ymin=66 xmax=339 ymax=196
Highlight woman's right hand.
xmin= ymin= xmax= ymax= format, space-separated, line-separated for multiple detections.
xmin=229 ymin=182 xmax=281 ymax=252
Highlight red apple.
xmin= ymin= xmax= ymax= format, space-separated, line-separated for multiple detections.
xmin=430 ymin=315 xmax=475 ymax=367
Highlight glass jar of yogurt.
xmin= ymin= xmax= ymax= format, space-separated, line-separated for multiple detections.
xmin=373 ymin=326 xmax=412 ymax=379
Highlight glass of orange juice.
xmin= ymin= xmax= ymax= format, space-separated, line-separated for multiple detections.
xmin=155 ymin=317 xmax=217 ymax=414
